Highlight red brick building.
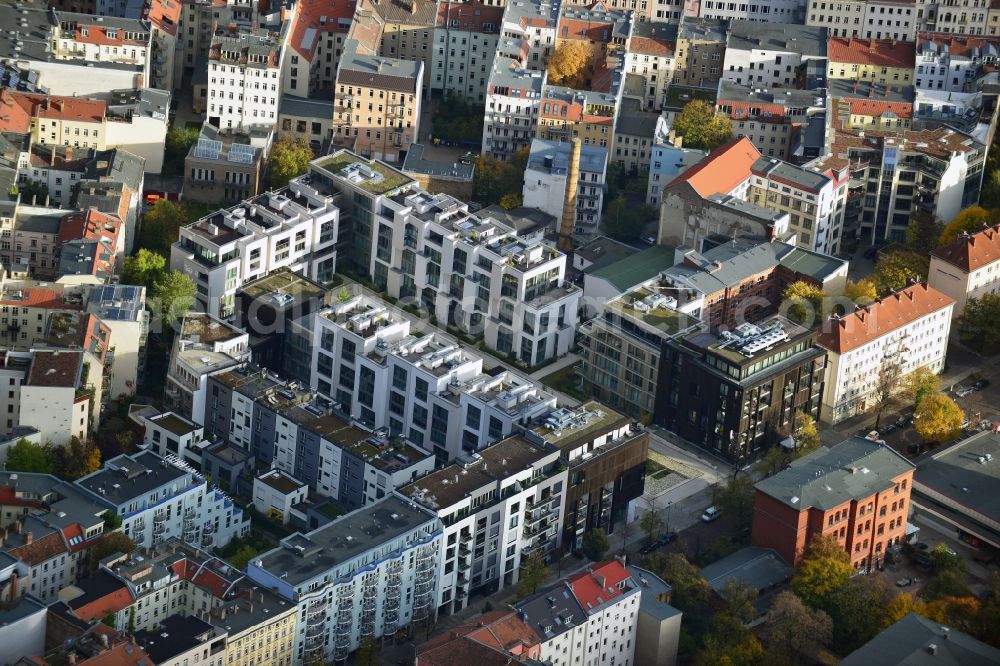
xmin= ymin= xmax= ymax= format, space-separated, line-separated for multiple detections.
xmin=752 ymin=437 xmax=915 ymax=571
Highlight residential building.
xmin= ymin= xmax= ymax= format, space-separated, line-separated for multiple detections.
xmin=102 ymin=88 xmax=169 ymax=175
xmin=699 ymin=0 xmax=805 ymax=22
xmin=206 ymin=27 xmax=284 ymax=131
xmin=626 ymin=21 xmax=678 ymax=113
xmin=828 ymin=80 xmax=915 ymax=131
xmin=401 ymin=435 xmax=568 ymax=613
xmin=747 ymin=155 xmax=849 ymax=255
xmin=523 ymin=138 xmax=607 ymax=235
xmin=928 ymin=224 xmax=1000 ymax=318
xmin=0 ymin=279 xmax=86 ymax=351
xmin=73 ymin=147 xmax=146 ymax=253
xmin=752 ymin=436 xmax=916 ymax=570
xmin=915 ymin=33 xmax=1000 ymax=93
xmin=525 ymin=403 xmax=649 ymax=551
xmin=135 ymin=615 xmax=227 ymax=666
xmin=433 ymin=1 xmax=504 ymax=103
xmin=657 ymin=315 xmax=827 ymax=463
xmin=0 ymin=205 xmax=68 ymax=279
xmin=843 ymin=612 xmax=1000 ymax=665
xmin=245 ymin=494 xmax=442 ymax=663
xmin=55 ymin=209 xmax=125 ymax=282
xmin=911 ymin=430 xmax=1000 ymax=550
xmin=672 ymin=18 xmax=727 ymax=87
xmin=613 ymin=98 xmax=662 ymax=176
xmin=417 ymin=610 xmax=542 ymax=664
xmin=400 ymin=143 xmax=475 ymax=199
xmin=183 ymin=124 xmax=270 ymax=205
xmin=18 ymin=349 xmax=93 ymax=445
xmin=85 ymin=284 xmax=148 ymax=399
xmin=359 ymin=0 xmax=439 ymax=101
xmin=20 ymin=144 xmax=94 ymax=210
xmin=253 ymin=470 xmax=308 ymax=524
xmin=580 ymin=244 xmax=676 ymax=315
xmin=827 ymin=37 xmax=916 ymax=85
xmin=722 ymin=22 xmax=829 ymax=89
xmin=203 ymin=365 xmax=436 ymax=502
xmin=929 ymin=0 xmax=991 ymax=35
xmin=481 ymin=58 xmax=545 ymax=161
xmin=627 ymin=565 xmax=682 ymax=666
xmin=810 ymin=121 xmax=985 ymax=244
xmin=141 ymin=411 xmax=205 ymax=466
xmin=75 ymin=449 xmax=250 ymax=549
xmin=143 ymin=0 xmax=181 ymax=91
xmin=281 ymin=0 xmax=356 ymax=98
xmin=1 ymin=517 xmax=75 ymax=604
xmin=0 ymin=595 xmax=46 ymax=665
xmin=716 ymin=83 xmax=829 ymax=163
xmin=164 ymin=313 xmax=250 ymax=423
xmin=816 ymin=282 xmax=954 ymax=424
xmin=332 ymin=41 xmax=424 ymax=164
xmin=807 ymin=0 xmax=918 ymax=40
xmin=646 ymin=120 xmax=707 ymax=206
xmin=301 ymin=292 xmax=557 ymax=463
xmin=170 ymin=174 xmax=339 ymax=318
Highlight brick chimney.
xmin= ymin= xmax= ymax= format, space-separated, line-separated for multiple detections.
xmin=25 ymin=532 xmax=33 ymax=544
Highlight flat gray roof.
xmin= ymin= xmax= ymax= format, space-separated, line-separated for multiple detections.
xmin=402 ymin=144 xmax=474 ymax=180
xmin=280 ymin=94 xmax=334 ymax=119
xmin=76 ymin=450 xmax=189 ymax=507
xmin=913 ymin=430 xmax=1000 ymax=529
xmin=728 ymin=21 xmax=828 ymax=57
xmin=700 ymin=546 xmax=792 ymax=593
xmin=254 ymin=494 xmax=437 ymax=586
xmin=841 ymin=612 xmax=1000 ymax=666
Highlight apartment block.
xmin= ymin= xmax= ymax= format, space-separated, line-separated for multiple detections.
xmin=282 ymin=0 xmax=356 ymax=98
xmin=646 ymin=119 xmax=707 ymax=206
xmin=86 ymin=284 xmax=148 ymax=399
xmin=165 ymin=313 xmax=250 ymax=422
xmin=807 ymin=0 xmax=919 ymax=40
xmin=253 ymin=469 xmax=308 ymax=524
xmin=929 ymin=0 xmax=989 ymax=35
xmin=141 ymin=411 xmax=205 ymax=466
xmin=929 ymin=224 xmax=1000 ymax=318
xmin=206 ymin=27 xmax=284 ymax=131
xmin=816 ymin=283 xmax=954 ymax=424
xmin=203 ymin=365 xmax=436 ymax=503
xmin=302 ymin=292 xmax=557 ymax=463
xmin=672 ymin=18 xmax=727 ymax=87
xmin=626 ymin=22 xmax=676 ymax=113
xmin=482 ymin=59 xmax=546 ymax=161
xmin=658 ymin=315 xmax=827 ymax=463
xmin=135 ymin=615 xmax=227 ymax=666
xmin=183 ymin=124 xmax=269 ymax=205
xmin=75 ymin=449 xmax=250 ymax=549
xmin=722 ymin=22 xmax=829 ymax=89
xmin=915 ymin=33 xmax=1000 ymax=93
xmin=828 ymin=37 xmax=916 ymax=85
xmin=170 ymin=175 xmax=339 ymax=318
xmin=613 ymin=99 xmax=663 ymax=177
xmin=17 ymin=349 xmax=93 ymax=445
xmin=401 ymin=435 xmax=567 ymax=613
xmin=432 ymin=1 xmax=504 ymax=102
xmin=752 ymin=436 xmax=915 ymax=570
xmin=716 ymin=83 xmax=829 ymax=163
xmin=245 ymin=494 xmax=442 ymax=663
xmin=523 ymin=138 xmax=607 ymax=236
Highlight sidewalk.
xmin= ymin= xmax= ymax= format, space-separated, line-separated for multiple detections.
xmin=529 ymin=353 xmax=581 ymax=381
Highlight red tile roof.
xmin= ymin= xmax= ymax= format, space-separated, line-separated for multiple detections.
xmin=816 ymin=283 xmax=955 ymax=353
xmin=464 ymin=611 xmax=541 ymax=656
xmin=72 ymin=585 xmax=135 ymax=621
xmin=0 ymin=90 xmax=34 ymax=133
xmin=843 ymin=97 xmax=913 ymax=119
xmin=143 ymin=0 xmax=182 ymax=37
xmin=418 ymin=635 xmax=528 ymax=665
xmin=437 ymin=1 xmax=504 ymax=32
xmin=9 ymin=531 xmax=68 ymax=566
xmin=57 ymin=210 xmax=122 ymax=246
xmin=917 ymin=33 xmax=1000 ymax=59
xmin=566 ymin=560 xmax=631 ymax=613
xmin=0 ymin=287 xmax=82 ymax=310
xmin=288 ymin=0 xmax=357 ymax=58
xmin=669 ymin=136 xmax=760 ymax=198
xmin=931 ymin=224 xmax=1000 ymax=272
xmin=828 ymin=38 xmax=916 ymax=68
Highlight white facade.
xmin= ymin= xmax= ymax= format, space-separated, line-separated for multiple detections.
xmin=207 ymin=31 xmax=284 ymax=131
xmin=18 ymin=383 xmax=87 ymax=447
xmin=245 ymin=495 xmax=442 ymax=664
xmin=308 ymin=294 xmax=558 ymax=463
xmin=818 ymin=285 xmax=955 ymax=423
xmin=253 ymin=470 xmax=308 ymax=524
xmin=699 ymin=0 xmax=805 ymax=22
xmin=86 ymin=284 xmax=149 ymax=400
xmin=915 ymin=38 xmax=998 ymax=93
xmin=523 ymin=139 xmax=608 ymax=235
xmin=723 ymin=32 xmax=826 ymax=88
xmin=646 ymin=120 xmax=707 ymax=206
xmin=142 ymin=412 xmax=205 ymax=466
xmin=75 ymin=450 xmax=250 ymax=550
xmin=482 ymin=59 xmax=545 ymax=161
xmin=369 ymin=187 xmax=580 ymax=366
xmin=170 ymin=176 xmax=339 ymax=318
xmin=928 ymin=226 xmax=1000 ymax=318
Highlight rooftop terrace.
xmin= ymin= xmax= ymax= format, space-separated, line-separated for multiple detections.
xmin=313 ymin=151 xmax=414 ymax=195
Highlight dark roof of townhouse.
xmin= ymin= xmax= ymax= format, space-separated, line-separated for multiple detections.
xmin=841 ymin=612 xmax=1000 ymax=665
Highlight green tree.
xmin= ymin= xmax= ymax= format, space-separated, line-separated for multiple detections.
xmin=761 ymin=591 xmax=833 ymax=664
xmin=640 ymin=508 xmax=663 ymax=543
xmin=939 ymin=205 xmax=994 ymax=246
xmin=164 ymin=125 xmax=201 ymax=176
xmin=517 ymin=550 xmax=549 ymax=599
xmin=672 ymin=100 xmax=733 ymax=150
xmin=90 ymin=531 xmax=137 ymax=572
xmin=782 ymin=281 xmax=824 ymax=325
xmin=473 ymin=147 xmax=529 ymax=206
xmin=722 ymin=578 xmax=758 ymax=625
xmin=643 ymin=552 xmax=710 ymax=611
xmin=604 ymin=196 xmax=656 ymax=242
xmin=905 ymin=211 xmax=945 ymax=255
xmin=902 ymin=366 xmax=940 ymax=408
xmin=581 ymin=528 xmax=610 ymax=561
xmin=547 ymin=40 xmax=594 ymax=89
xmin=792 ymin=535 xmax=852 ymax=609
xmin=695 ymin=612 xmax=764 ymax=666
xmin=53 ymin=436 xmax=102 ymax=481
xmin=755 ymin=446 xmax=790 ymax=478
xmin=3 ymin=438 xmax=55 ymax=473
xmin=268 ymin=135 xmax=313 ymax=188
xmin=355 ymin=636 xmax=380 ymax=666
xmin=826 ymin=575 xmax=892 ymax=652
xmin=139 ymin=199 xmax=189 ymax=255
xmin=914 ymin=394 xmax=965 ymax=445
xmin=227 ymin=545 xmax=259 ymax=571
xmin=960 ymin=293 xmax=1000 ymax=350
xmin=152 ymin=271 xmax=197 ymax=327
xmin=499 ymin=192 xmax=523 ymax=210
xmin=431 ymin=92 xmax=485 ymax=144
xmin=872 ymin=250 xmax=928 ymax=292
xmin=844 ymin=278 xmax=879 ymax=306
xmin=121 ymin=249 xmax=167 ymax=289
xmin=712 ymin=474 xmax=755 ymax=532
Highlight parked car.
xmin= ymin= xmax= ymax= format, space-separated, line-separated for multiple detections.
xmin=639 ymin=541 xmax=660 ymax=556
xmin=974 ymin=379 xmax=991 ymax=391
xmin=955 ymin=386 xmax=974 ymax=397
xmin=883 ymin=423 xmax=897 ymax=434
xmin=896 ymin=577 xmax=918 ymax=587
xmin=701 ymin=506 xmax=721 ymax=523
xmin=642 ymin=235 xmax=656 ymax=246
xmin=658 ymin=532 xmax=678 ymax=547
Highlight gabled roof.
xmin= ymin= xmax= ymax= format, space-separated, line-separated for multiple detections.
xmin=288 ymin=0 xmax=357 ymax=58
xmin=930 ymin=224 xmax=1000 ymax=272
xmin=828 ymin=37 xmax=916 ymax=69
xmin=841 ymin=612 xmax=1000 ymax=665
xmin=8 ymin=530 xmax=69 ymax=566
xmin=566 ymin=560 xmax=632 ymax=614
xmin=816 ymin=283 xmax=954 ymax=353
xmin=668 ymin=137 xmax=759 ymax=198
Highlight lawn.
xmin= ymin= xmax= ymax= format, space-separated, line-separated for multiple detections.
xmin=538 ymin=363 xmax=586 ymax=401
xmin=665 ymin=85 xmax=717 ymax=109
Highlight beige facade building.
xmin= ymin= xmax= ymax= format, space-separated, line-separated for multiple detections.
xmin=672 ymin=18 xmax=726 ymax=87
xmin=183 ymin=125 xmax=268 ymax=205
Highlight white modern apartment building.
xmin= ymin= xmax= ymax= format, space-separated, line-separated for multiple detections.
xmin=0 ymin=349 xmax=93 ymax=446
xmin=165 ymin=313 xmax=251 ymax=424
xmin=170 ymin=176 xmax=339 ymax=318
xmin=75 ymin=450 xmax=250 ymax=549
xmin=816 ymin=283 xmax=955 ymax=423
xmin=432 ymin=1 xmax=505 ymax=103
xmin=253 ymin=469 xmax=308 ymax=524
xmin=204 ymin=366 xmax=436 ymax=504
xmin=141 ymin=411 xmax=205 ymax=466
xmin=699 ymin=0 xmax=805 ymax=22
xmin=806 ymin=0 xmax=918 ymax=39
xmin=86 ymin=284 xmax=148 ymax=399
xmin=915 ymin=34 xmax=1000 ymax=93
xmin=369 ymin=186 xmax=580 ymax=366
xmin=523 ymin=139 xmax=607 ymax=236
xmin=400 ymin=435 xmax=568 ymax=614
xmin=306 ymin=293 xmax=558 ymax=463
xmin=722 ymin=22 xmax=829 ymax=89
xmin=929 ymin=224 xmax=1000 ymax=318
xmin=207 ymin=27 xmax=285 ymax=131
xmin=245 ymin=494 xmax=442 ymax=663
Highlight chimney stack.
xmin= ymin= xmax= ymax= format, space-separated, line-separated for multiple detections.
xmin=558 ymin=137 xmax=582 ymax=254
xmin=25 ymin=532 xmax=33 ymax=544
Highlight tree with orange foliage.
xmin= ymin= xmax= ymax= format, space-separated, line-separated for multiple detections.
xmin=547 ymin=41 xmax=594 ymax=89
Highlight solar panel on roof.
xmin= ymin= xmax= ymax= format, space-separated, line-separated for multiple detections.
xmin=26 ymin=70 xmax=38 ymax=83
xmin=193 ymin=138 xmax=222 ymax=160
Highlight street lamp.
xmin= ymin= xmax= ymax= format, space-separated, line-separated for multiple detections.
xmin=665 ymin=501 xmax=673 ymax=534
